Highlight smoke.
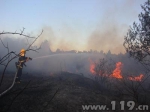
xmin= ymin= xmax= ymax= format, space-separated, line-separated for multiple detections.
xmin=26 ymin=0 xmax=144 ymax=54
xmin=34 ymin=25 xmax=82 ymax=52
xmin=87 ymin=22 xmax=126 ymax=54
xmin=86 ymin=0 xmax=143 ymax=54
xmin=34 ymin=26 xmax=56 ymax=51
xmin=37 ymin=23 xmax=127 ymax=54
xmin=0 ymin=0 xmax=146 ymax=77
xmin=0 ymin=36 xmax=145 ymax=79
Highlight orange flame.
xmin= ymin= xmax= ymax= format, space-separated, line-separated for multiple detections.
xmin=89 ymin=60 xmax=144 ymax=81
xmin=90 ymin=63 xmax=96 ymax=74
xmin=110 ymin=62 xmax=123 ymax=79
xmin=128 ymin=74 xmax=144 ymax=81
xmin=89 ymin=58 xmax=96 ymax=74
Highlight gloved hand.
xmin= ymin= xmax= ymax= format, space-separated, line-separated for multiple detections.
xmin=29 ymin=57 xmax=32 ymax=60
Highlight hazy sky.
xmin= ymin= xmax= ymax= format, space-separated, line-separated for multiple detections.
xmin=0 ymin=0 xmax=145 ymax=54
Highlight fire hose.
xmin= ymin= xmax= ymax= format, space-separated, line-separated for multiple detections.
xmin=0 ymin=58 xmax=32 ymax=97
xmin=0 ymin=68 xmax=19 ymax=97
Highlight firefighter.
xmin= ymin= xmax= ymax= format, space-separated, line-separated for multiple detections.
xmin=15 ymin=49 xmax=32 ymax=83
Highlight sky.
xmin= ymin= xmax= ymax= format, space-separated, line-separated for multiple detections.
xmin=0 ymin=0 xmax=145 ymax=54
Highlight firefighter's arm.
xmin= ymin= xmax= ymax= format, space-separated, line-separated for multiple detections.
xmin=29 ymin=57 xmax=32 ymax=60
xmin=26 ymin=57 xmax=32 ymax=61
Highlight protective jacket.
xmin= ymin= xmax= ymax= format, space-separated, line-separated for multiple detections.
xmin=15 ymin=55 xmax=32 ymax=82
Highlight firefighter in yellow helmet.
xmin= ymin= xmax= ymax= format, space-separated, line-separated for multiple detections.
xmin=15 ymin=49 xmax=32 ymax=83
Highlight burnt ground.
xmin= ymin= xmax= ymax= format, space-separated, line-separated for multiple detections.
xmin=0 ymin=72 xmax=150 ymax=112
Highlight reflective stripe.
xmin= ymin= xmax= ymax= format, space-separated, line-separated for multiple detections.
xmin=18 ymin=59 xmax=26 ymax=68
xmin=19 ymin=61 xmax=24 ymax=63
xmin=17 ymin=61 xmax=24 ymax=68
xmin=17 ymin=65 xmax=22 ymax=68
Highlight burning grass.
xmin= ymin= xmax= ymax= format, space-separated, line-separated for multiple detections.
xmin=89 ymin=60 xmax=144 ymax=82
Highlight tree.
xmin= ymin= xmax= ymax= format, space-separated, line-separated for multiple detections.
xmin=123 ymin=1 xmax=150 ymax=103
xmin=124 ymin=0 xmax=150 ymax=69
xmin=93 ymin=58 xmax=114 ymax=91
xmin=94 ymin=58 xmax=108 ymax=82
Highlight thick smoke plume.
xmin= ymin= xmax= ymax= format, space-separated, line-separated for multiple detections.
xmin=31 ymin=0 xmax=143 ymax=54
xmin=34 ymin=25 xmax=81 ymax=52
xmin=87 ymin=0 xmax=143 ymax=54
xmin=87 ymin=22 xmax=126 ymax=54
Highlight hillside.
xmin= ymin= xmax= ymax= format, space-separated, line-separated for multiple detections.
xmin=0 ymin=72 xmax=149 ymax=112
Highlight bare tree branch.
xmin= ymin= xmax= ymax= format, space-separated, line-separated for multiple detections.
xmin=0 ymin=28 xmax=35 ymax=38
xmin=27 ymin=30 xmax=43 ymax=50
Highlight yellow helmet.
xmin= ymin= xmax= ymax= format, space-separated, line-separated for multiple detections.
xmin=20 ymin=49 xmax=26 ymax=56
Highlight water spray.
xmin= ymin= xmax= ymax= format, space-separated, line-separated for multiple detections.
xmin=32 ymin=53 xmax=79 ymax=60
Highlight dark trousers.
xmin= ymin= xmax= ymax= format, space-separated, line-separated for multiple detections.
xmin=15 ymin=68 xmax=22 ymax=82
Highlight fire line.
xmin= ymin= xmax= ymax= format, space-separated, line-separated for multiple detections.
xmin=89 ymin=60 xmax=144 ymax=81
